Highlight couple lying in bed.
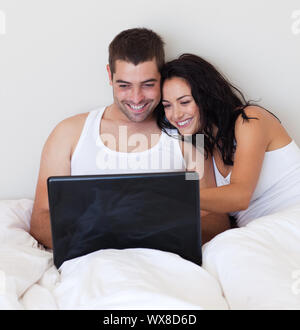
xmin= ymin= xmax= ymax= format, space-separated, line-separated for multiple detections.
xmin=30 ymin=27 xmax=300 ymax=249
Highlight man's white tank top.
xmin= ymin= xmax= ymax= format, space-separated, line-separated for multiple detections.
xmin=71 ymin=106 xmax=186 ymax=175
xmin=213 ymin=140 xmax=300 ymax=227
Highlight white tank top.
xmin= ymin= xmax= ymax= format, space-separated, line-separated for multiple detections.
xmin=213 ymin=140 xmax=300 ymax=227
xmin=71 ymin=106 xmax=186 ymax=175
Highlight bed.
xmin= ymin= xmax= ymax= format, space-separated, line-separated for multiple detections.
xmin=0 ymin=198 xmax=299 ymax=310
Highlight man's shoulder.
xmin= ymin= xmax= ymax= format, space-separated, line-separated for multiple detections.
xmin=47 ymin=112 xmax=90 ymax=148
xmin=56 ymin=106 xmax=105 ymax=132
xmin=57 ymin=112 xmax=89 ymax=130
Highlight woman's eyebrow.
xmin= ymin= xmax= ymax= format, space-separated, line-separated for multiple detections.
xmin=177 ymin=95 xmax=191 ymax=100
xmin=162 ymin=95 xmax=191 ymax=103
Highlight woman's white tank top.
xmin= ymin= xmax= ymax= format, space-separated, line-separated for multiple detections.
xmin=71 ymin=106 xmax=186 ymax=175
xmin=213 ymin=140 xmax=300 ymax=227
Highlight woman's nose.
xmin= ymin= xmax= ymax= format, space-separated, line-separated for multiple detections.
xmin=173 ymin=106 xmax=184 ymax=121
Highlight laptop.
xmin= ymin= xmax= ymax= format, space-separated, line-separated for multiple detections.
xmin=47 ymin=171 xmax=201 ymax=269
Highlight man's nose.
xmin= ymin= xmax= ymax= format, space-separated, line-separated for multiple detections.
xmin=130 ymin=87 xmax=144 ymax=104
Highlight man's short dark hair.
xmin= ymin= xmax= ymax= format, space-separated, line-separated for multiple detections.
xmin=108 ymin=28 xmax=165 ymax=75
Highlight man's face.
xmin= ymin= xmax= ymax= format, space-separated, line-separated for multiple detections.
xmin=107 ymin=59 xmax=161 ymax=122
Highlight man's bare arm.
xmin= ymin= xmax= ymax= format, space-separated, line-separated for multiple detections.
xmin=30 ymin=115 xmax=85 ymax=248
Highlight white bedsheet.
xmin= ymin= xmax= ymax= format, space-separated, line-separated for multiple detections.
xmin=0 ymin=199 xmax=228 ymax=310
xmin=1 ymin=198 xmax=299 ymax=309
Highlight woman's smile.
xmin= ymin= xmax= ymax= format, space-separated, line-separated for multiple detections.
xmin=162 ymin=77 xmax=200 ymax=135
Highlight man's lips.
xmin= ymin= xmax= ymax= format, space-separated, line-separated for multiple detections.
xmin=126 ymin=102 xmax=150 ymax=113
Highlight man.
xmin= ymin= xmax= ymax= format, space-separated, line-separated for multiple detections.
xmin=30 ymin=28 xmax=230 ymax=249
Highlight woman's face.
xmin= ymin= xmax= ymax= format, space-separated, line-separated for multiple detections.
xmin=162 ymin=77 xmax=200 ymax=135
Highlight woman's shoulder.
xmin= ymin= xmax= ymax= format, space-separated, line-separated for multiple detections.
xmin=233 ymin=105 xmax=272 ymax=147
xmin=237 ymin=105 xmax=280 ymax=123
xmin=234 ymin=105 xmax=281 ymax=132
xmin=234 ymin=105 xmax=291 ymax=150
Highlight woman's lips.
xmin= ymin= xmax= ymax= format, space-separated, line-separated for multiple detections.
xmin=176 ymin=118 xmax=193 ymax=128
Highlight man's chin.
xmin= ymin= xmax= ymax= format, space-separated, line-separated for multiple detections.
xmin=127 ymin=111 xmax=153 ymax=123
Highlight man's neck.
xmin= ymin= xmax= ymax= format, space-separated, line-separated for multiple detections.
xmin=100 ymin=104 xmax=162 ymax=153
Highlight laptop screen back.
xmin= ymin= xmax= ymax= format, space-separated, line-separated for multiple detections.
xmin=47 ymin=172 xmax=201 ymax=268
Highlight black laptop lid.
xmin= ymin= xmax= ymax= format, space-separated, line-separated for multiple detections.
xmin=47 ymin=171 xmax=201 ymax=268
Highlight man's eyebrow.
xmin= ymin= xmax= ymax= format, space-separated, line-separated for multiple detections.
xmin=116 ymin=80 xmax=130 ymax=84
xmin=115 ymin=79 xmax=158 ymax=84
xmin=142 ymin=79 xmax=158 ymax=84
xmin=162 ymin=95 xmax=191 ymax=102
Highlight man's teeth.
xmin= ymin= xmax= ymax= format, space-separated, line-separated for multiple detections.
xmin=129 ymin=104 xmax=145 ymax=110
xmin=177 ymin=118 xmax=192 ymax=126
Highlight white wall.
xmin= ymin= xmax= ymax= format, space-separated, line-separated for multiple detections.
xmin=0 ymin=0 xmax=300 ymax=200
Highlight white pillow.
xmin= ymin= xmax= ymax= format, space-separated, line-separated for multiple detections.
xmin=0 ymin=199 xmax=35 ymax=246
xmin=202 ymin=203 xmax=300 ymax=310
xmin=0 ymin=199 xmax=54 ymax=307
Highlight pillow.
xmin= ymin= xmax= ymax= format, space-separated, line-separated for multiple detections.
xmin=0 ymin=199 xmax=53 ymax=305
xmin=0 ymin=199 xmax=35 ymax=246
xmin=202 ymin=203 xmax=300 ymax=310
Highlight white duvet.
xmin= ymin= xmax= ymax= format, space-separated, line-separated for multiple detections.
xmin=0 ymin=199 xmax=227 ymax=310
xmin=0 ymin=199 xmax=299 ymax=310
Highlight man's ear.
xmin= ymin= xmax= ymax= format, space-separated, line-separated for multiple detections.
xmin=106 ymin=64 xmax=113 ymax=86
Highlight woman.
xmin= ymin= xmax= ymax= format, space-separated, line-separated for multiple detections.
xmin=158 ymin=54 xmax=300 ymax=227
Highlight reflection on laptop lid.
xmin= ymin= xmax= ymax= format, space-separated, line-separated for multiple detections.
xmin=47 ymin=171 xmax=201 ymax=269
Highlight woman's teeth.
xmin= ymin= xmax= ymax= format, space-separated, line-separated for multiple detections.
xmin=177 ymin=118 xmax=192 ymax=127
